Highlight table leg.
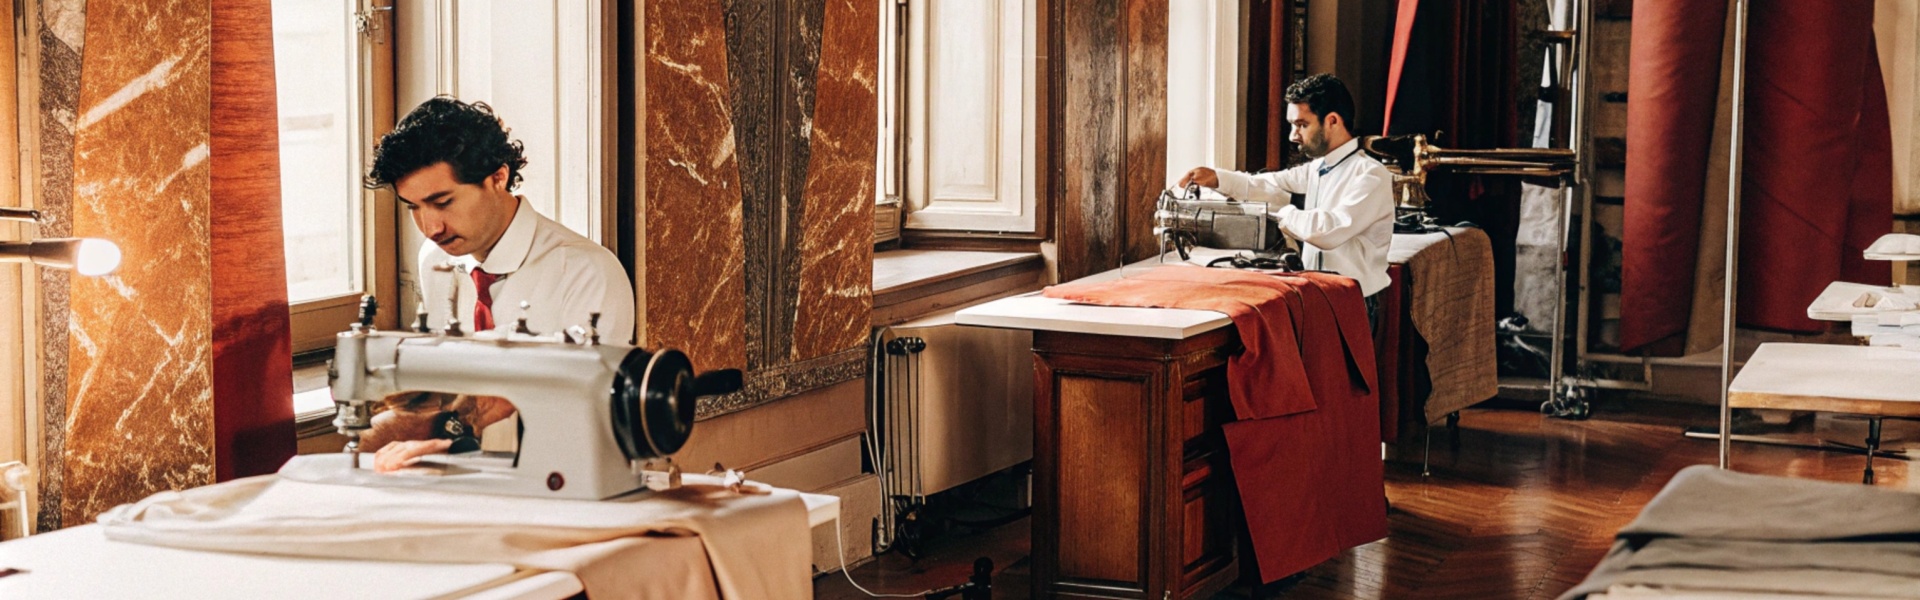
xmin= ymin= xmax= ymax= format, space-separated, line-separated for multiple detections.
xmin=1864 ymin=417 xmax=1882 ymax=485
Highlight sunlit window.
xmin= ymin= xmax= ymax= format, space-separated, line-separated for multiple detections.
xmin=271 ymin=0 xmax=362 ymax=303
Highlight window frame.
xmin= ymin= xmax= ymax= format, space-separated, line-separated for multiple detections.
xmin=883 ymin=0 xmax=1048 ymax=241
xmin=286 ymin=0 xmax=399 ymax=355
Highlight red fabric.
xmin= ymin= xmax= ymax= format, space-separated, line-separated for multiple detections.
xmin=1382 ymin=0 xmax=1523 ymax=318
xmin=1044 ymin=267 xmax=1319 ymax=418
xmin=1618 ymin=0 xmax=1728 ymax=352
xmin=471 ymin=269 xmax=498 ymax=331
xmin=1375 ymin=264 xmax=1406 ymax=441
xmin=1229 ymin=272 xmax=1387 ymax=581
xmin=1382 ymin=0 xmax=1422 ymax=135
xmin=1043 ymin=267 xmax=1387 ymax=582
xmin=1739 ymin=1 xmax=1889 ymax=332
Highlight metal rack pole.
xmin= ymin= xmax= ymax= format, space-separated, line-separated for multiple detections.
xmin=1718 ymin=0 xmax=1750 ymax=469
xmin=1548 ymin=0 xmax=1594 ymax=416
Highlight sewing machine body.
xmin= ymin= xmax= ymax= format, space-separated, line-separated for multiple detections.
xmin=327 ymin=325 xmax=712 ymax=500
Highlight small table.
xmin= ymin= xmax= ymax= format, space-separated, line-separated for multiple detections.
xmin=1729 ymin=343 xmax=1920 ymax=483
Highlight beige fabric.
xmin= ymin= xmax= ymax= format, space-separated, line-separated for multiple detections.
xmin=1390 ymin=228 xmax=1500 ymax=423
xmin=94 ymin=464 xmax=810 ymax=600
xmin=1686 ymin=1 xmax=1739 ymax=356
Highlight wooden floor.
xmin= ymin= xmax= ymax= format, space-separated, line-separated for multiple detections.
xmin=816 ymin=401 xmax=1915 ymax=600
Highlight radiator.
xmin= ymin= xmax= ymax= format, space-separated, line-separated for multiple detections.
xmin=868 ymin=312 xmax=1032 ymax=553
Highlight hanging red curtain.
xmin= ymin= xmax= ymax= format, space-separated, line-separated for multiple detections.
xmin=1382 ymin=0 xmax=1522 ymax=318
xmin=1738 ymin=0 xmax=1890 ymax=332
xmin=1618 ymin=0 xmax=1728 ymax=353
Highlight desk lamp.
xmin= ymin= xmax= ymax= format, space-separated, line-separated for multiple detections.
xmin=0 ymin=207 xmax=121 ymax=276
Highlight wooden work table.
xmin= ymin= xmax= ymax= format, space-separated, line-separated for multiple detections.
xmin=1729 ymin=342 xmax=1920 ymax=483
xmin=959 ymin=257 xmax=1242 ymax=599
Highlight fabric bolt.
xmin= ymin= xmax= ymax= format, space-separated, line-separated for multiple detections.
xmin=1043 ymin=266 xmax=1387 ymax=582
xmin=1620 ymin=0 xmax=1729 ymax=352
xmin=1737 ymin=0 xmax=1889 ymax=333
xmin=96 ymin=464 xmax=811 ymax=600
xmin=1559 ymin=465 xmax=1920 ymax=599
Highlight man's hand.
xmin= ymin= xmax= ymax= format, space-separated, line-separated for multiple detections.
xmin=1175 ymin=166 xmax=1219 ymax=190
xmin=374 ymin=439 xmax=453 ymax=473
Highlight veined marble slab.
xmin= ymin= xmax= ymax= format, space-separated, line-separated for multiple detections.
xmin=957 ymin=249 xmax=1241 ymax=339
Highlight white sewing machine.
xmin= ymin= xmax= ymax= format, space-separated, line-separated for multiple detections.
xmin=320 ymin=297 xmax=741 ymax=500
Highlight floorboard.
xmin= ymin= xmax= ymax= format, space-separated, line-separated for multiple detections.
xmin=816 ymin=401 xmax=1915 ymax=599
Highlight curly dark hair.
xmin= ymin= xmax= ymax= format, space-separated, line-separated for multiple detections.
xmin=363 ymin=96 xmax=529 ymax=192
xmin=1283 ymin=73 xmax=1358 ymax=133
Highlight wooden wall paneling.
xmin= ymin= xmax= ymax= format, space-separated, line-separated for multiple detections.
xmin=1121 ymin=0 xmax=1167 ymax=264
xmin=1055 ymin=0 xmax=1123 ymax=283
xmin=208 ymin=0 xmax=295 ymax=482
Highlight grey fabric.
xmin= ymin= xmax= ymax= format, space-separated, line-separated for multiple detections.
xmin=1561 ymin=466 xmax=1920 ymax=600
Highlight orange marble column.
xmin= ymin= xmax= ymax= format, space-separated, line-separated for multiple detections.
xmin=642 ymin=0 xmax=748 ymax=373
xmin=61 ymin=0 xmax=292 ymax=524
xmin=791 ymin=0 xmax=877 ymax=362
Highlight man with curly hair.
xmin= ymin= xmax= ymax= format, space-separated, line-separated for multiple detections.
xmin=358 ymin=96 xmax=635 ymax=471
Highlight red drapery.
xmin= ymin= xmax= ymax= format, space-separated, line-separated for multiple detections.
xmin=1381 ymin=0 xmax=1523 ymax=319
xmin=1737 ymin=0 xmax=1891 ymax=332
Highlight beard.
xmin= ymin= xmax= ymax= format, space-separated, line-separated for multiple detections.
xmin=1299 ymin=131 xmax=1330 ymax=159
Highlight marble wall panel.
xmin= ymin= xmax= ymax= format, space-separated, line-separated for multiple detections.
xmin=791 ymin=0 xmax=877 ymax=361
xmin=208 ymin=0 xmax=295 ymax=481
xmin=65 ymin=0 xmax=216 ymax=524
xmin=33 ymin=0 xmax=84 ymax=533
xmin=643 ymin=0 xmax=748 ymax=372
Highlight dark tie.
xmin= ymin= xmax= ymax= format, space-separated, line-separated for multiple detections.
xmin=470 ymin=269 xmax=498 ymax=331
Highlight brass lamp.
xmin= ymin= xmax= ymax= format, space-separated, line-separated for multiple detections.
xmin=1361 ymin=132 xmax=1577 ymax=215
xmin=0 ymin=207 xmax=122 ymax=276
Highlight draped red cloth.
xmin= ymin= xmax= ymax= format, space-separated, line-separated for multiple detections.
xmin=1620 ymin=1 xmax=1890 ymax=341
xmin=1381 ymin=0 xmax=1523 ymax=319
xmin=1739 ymin=0 xmax=1891 ymax=331
xmin=1619 ymin=0 xmax=1730 ymax=351
xmin=1042 ymin=267 xmax=1388 ymax=582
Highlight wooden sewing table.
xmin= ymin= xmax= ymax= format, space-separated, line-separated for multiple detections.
xmin=1728 ymin=343 xmax=1920 ymax=484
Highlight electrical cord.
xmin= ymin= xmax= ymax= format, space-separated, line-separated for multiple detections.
xmin=834 ymin=513 xmax=942 ymax=598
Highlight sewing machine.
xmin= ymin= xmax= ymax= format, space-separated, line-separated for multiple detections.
xmin=322 ymin=297 xmax=741 ymax=500
xmin=1152 ymin=185 xmax=1280 ymax=261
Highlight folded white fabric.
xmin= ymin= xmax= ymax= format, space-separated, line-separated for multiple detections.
xmin=1864 ymin=233 xmax=1920 ymax=260
xmin=96 ymin=457 xmax=811 ymax=600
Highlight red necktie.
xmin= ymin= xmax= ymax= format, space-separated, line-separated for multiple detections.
xmin=470 ymin=269 xmax=498 ymax=331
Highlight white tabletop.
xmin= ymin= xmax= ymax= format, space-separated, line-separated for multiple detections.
xmin=1806 ymin=281 xmax=1920 ymax=322
xmin=1728 ymin=343 xmax=1920 ymax=417
xmin=1864 ymin=233 xmax=1920 ymax=261
xmin=956 ymin=249 xmax=1241 ymax=339
xmin=0 ymin=491 xmax=840 ymax=600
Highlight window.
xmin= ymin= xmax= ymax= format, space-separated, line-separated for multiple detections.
xmin=272 ymin=1 xmax=397 ymax=355
xmin=889 ymin=0 xmax=1040 ymax=234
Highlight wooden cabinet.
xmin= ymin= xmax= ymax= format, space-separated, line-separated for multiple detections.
xmin=1030 ymin=327 xmax=1240 ymax=599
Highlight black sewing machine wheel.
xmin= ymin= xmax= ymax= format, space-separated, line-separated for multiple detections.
xmin=611 ymin=348 xmax=697 ymax=460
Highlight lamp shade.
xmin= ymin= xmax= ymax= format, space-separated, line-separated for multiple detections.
xmin=0 ymin=238 xmax=123 ymax=276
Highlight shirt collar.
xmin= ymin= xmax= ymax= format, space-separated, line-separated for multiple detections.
xmin=1311 ymin=138 xmax=1363 ymax=174
xmin=454 ymin=196 xmax=537 ymax=276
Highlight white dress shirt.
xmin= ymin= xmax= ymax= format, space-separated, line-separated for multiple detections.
xmin=417 ymin=197 xmax=636 ymax=344
xmin=1212 ymin=138 xmax=1395 ymax=296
